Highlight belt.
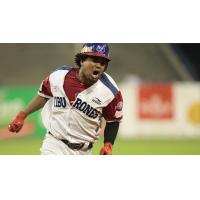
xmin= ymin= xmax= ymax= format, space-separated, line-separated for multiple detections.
xmin=48 ymin=132 xmax=93 ymax=150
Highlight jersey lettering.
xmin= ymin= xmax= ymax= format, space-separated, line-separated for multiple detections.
xmin=73 ymin=98 xmax=99 ymax=119
xmin=83 ymin=104 xmax=93 ymax=115
xmin=54 ymin=97 xmax=67 ymax=108
xmin=88 ymin=109 xmax=98 ymax=118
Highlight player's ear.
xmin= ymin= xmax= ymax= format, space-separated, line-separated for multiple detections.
xmin=80 ymin=60 xmax=84 ymax=67
xmin=104 ymin=64 xmax=108 ymax=72
xmin=80 ymin=58 xmax=87 ymax=67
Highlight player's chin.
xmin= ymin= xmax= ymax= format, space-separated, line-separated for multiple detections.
xmin=84 ymin=76 xmax=97 ymax=86
xmin=85 ymin=72 xmax=102 ymax=85
xmin=90 ymin=74 xmax=101 ymax=82
xmin=88 ymin=78 xmax=98 ymax=85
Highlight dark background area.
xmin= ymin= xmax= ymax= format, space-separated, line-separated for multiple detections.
xmin=172 ymin=43 xmax=200 ymax=81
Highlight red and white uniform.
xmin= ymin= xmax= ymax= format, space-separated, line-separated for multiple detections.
xmin=39 ymin=66 xmax=123 ymax=154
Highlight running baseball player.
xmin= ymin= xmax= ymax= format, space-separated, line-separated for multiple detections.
xmin=8 ymin=43 xmax=123 ymax=155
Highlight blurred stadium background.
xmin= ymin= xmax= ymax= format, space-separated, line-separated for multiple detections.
xmin=0 ymin=43 xmax=200 ymax=155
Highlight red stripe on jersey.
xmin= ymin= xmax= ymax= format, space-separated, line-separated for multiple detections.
xmin=39 ymin=68 xmax=123 ymax=121
xmin=102 ymin=91 xmax=123 ymax=121
xmin=63 ymin=68 xmax=89 ymax=103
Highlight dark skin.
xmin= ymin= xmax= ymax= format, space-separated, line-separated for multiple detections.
xmin=8 ymin=55 xmax=116 ymax=154
xmin=19 ymin=56 xmax=109 ymax=116
xmin=78 ymin=56 xmax=108 ymax=86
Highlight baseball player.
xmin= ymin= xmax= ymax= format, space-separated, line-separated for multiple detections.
xmin=8 ymin=43 xmax=123 ymax=155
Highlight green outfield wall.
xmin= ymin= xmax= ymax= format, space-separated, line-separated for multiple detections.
xmin=0 ymin=86 xmax=46 ymax=140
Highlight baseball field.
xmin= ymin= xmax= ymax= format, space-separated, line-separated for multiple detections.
xmin=0 ymin=135 xmax=200 ymax=155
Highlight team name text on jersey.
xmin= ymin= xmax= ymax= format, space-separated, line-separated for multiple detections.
xmin=73 ymin=98 xmax=100 ymax=119
xmin=54 ymin=97 xmax=67 ymax=108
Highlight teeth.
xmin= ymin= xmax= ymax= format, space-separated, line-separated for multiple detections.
xmin=91 ymin=70 xmax=101 ymax=79
xmin=93 ymin=71 xmax=99 ymax=75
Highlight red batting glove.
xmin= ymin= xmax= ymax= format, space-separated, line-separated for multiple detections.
xmin=100 ymin=143 xmax=113 ymax=155
xmin=8 ymin=111 xmax=27 ymax=133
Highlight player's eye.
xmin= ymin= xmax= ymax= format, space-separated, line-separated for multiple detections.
xmin=90 ymin=57 xmax=107 ymax=66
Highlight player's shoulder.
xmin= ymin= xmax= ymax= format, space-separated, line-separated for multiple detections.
xmin=48 ymin=65 xmax=75 ymax=82
xmin=54 ymin=65 xmax=72 ymax=72
xmin=99 ymin=72 xmax=120 ymax=96
xmin=50 ymin=65 xmax=74 ymax=75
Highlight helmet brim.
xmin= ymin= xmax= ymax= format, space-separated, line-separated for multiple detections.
xmin=82 ymin=52 xmax=110 ymax=61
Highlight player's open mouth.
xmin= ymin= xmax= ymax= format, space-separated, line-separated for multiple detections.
xmin=92 ymin=70 xmax=100 ymax=78
xmin=93 ymin=70 xmax=100 ymax=75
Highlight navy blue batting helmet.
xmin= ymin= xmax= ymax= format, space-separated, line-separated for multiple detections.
xmin=81 ymin=43 xmax=110 ymax=61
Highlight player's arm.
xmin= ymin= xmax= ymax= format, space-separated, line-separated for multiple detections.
xmin=23 ymin=95 xmax=48 ymax=115
xmin=100 ymin=91 xmax=123 ymax=155
xmin=104 ymin=121 xmax=119 ymax=145
xmin=8 ymin=76 xmax=52 ymax=133
xmin=8 ymin=95 xmax=48 ymax=133
xmin=99 ymin=121 xmax=119 ymax=155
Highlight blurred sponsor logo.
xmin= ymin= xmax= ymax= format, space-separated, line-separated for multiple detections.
xmin=0 ymin=99 xmax=24 ymax=125
xmin=187 ymin=102 xmax=200 ymax=124
xmin=138 ymin=84 xmax=174 ymax=119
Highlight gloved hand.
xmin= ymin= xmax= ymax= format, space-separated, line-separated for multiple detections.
xmin=8 ymin=111 xmax=27 ymax=133
xmin=100 ymin=142 xmax=113 ymax=155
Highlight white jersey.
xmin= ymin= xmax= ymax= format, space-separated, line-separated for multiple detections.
xmin=38 ymin=66 xmax=123 ymax=144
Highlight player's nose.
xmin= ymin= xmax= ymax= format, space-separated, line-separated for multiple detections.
xmin=94 ymin=62 xmax=104 ymax=69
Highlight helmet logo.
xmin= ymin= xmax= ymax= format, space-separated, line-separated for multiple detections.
xmin=96 ymin=44 xmax=106 ymax=53
xmin=81 ymin=43 xmax=110 ymax=59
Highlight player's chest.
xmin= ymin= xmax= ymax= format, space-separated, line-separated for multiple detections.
xmin=63 ymin=76 xmax=88 ymax=104
xmin=51 ymin=76 xmax=109 ymax=110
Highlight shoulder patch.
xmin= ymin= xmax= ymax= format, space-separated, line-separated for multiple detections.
xmin=100 ymin=73 xmax=119 ymax=96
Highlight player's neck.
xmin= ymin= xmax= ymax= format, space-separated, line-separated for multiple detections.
xmin=77 ymin=69 xmax=95 ymax=87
